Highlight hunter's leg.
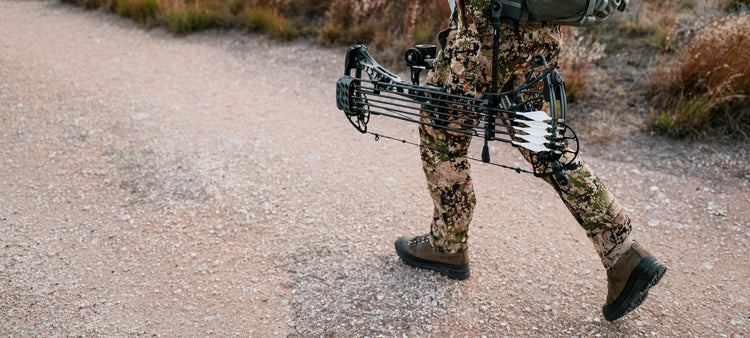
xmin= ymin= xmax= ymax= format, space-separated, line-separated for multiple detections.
xmin=419 ymin=123 xmax=476 ymax=253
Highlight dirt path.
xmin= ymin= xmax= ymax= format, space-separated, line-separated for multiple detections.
xmin=1 ymin=1 xmax=748 ymax=336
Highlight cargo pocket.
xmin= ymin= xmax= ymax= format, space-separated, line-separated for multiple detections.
xmin=447 ymin=36 xmax=482 ymax=84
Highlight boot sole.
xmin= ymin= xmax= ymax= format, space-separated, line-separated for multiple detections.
xmin=602 ymin=255 xmax=667 ymax=321
xmin=394 ymin=238 xmax=470 ymax=280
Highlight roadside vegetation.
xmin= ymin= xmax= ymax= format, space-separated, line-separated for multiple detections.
xmin=649 ymin=9 xmax=750 ymax=138
xmin=61 ymin=0 xmax=749 ymax=138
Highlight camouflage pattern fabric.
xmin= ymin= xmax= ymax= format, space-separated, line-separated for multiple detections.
xmin=421 ymin=0 xmax=633 ymax=270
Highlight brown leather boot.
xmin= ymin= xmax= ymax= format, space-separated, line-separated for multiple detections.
xmin=602 ymin=242 xmax=667 ymax=321
xmin=394 ymin=235 xmax=470 ymax=280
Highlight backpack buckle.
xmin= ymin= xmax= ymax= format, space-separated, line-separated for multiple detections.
xmin=579 ymin=15 xmax=596 ymax=26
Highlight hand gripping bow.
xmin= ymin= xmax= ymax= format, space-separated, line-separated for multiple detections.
xmin=334 ymin=2 xmax=578 ymax=184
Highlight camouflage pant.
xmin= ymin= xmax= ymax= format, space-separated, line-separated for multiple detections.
xmin=422 ymin=1 xmax=632 ymax=270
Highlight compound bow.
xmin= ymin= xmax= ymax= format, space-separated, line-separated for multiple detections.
xmin=334 ymin=0 xmax=578 ymax=185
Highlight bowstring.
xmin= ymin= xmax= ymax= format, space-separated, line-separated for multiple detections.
xmin=365 ymin=131 xmax=532 ymax=174
xmin=358 ymin=86 xmax=533 ymax=175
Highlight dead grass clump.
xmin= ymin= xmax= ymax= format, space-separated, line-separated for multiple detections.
xmin=161 ymin=6 xmax=221 ymax=33
xmin=243 ymin=7 xmax=297 ymax=40
xmin=650 ymin=13 xmax=750 ymax=138
xmin=559 ymin=28 xmax=605 ymax=103
xmin=275 ymin=0 xmax=334 ymax=35
xmin=60 ymin=0 xmax=109 ymax=10
xmin=115 ymin=0 xmax=159 ymax=28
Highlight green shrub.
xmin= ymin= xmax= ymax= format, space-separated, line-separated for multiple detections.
xmin=654 ymin=96 xmax=714 ymax=136
xmin=162 ymin=7 xmax=219 ymax=34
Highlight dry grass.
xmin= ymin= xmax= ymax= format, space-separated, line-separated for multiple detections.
xmin=650 ymin=12 xmax=750 ymax=138
xmin=559 ymin=28 xmax=605 ymax=103
xmin=580 ymin=109 xmax=620 ymax=144
xmin=60 ymin=0 xmax=450 ymax=55
xmin=115 ymin=0 xmax=159 ymax=27
xmin=320 ymin=0 xmax=450 ymax=69
xmin=243 ymin=7 xmax=296 ymax=40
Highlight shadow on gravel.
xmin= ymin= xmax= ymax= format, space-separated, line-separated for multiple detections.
xmin=282 ymin=244 xmax=465 ymax=336
xmin=279 ymin=243 xmax=654 ymax=336
xmin=105 ymin=147 xmax=218 ymax=204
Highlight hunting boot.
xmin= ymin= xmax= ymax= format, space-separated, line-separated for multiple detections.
xmin=394 ymin=235 xmax=470 ymax=280
xmin=602 ymin=242 xmax=667 ymax=321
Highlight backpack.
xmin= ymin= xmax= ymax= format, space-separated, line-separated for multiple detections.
xmin=448 ymin=0 xmax=629 ymax=27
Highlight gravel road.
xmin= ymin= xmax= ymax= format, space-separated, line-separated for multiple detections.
xmin=1 ymin=1 xmax=748 ymax=336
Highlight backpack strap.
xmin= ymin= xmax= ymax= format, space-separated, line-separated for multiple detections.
xmin=447 ymin=0 xmax=523 ymax=22
xmin=579 ymin=0 xmax=598 ymax=26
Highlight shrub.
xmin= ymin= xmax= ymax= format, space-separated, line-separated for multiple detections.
xmin=61 ymin=0 xmax=112 ymax=10
xmin=162 ymin=7 xmax=221 ymax=34
xmin=244 ymin=7 xmax=297 ymax=40
xmin=115 ymin=0 xmax=158 ymax=28
xmin=725 ymin=0 xmax=750 ymax=12
xmin=82 ymin=0 xmax=109 ymax=9
xmin=319 ymin=21 xmax=341 ymax=44
xmin=229 ymin=0 xmax=246 ymax=16
xmin=275 ymin=0 xmax=334 ymax=34
xmin=650 ymin=13 xmax=750 ymax=137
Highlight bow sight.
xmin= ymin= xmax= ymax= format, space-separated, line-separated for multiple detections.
xmin=404 ymin=44 xmax=437 ymax=85
xmin=334 ymin=1 xmax=578 ymax=185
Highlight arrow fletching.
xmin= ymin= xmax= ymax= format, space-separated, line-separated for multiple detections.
xmin=515 ymin=134 xmax=549 ymax=146
xmin=515 ymin=110 xmax=551 ymax=122
xmin=514 ymin=119 xmax=550 ymax=130
xmin=515 ymin=126 xmax=551 ymax=138
xmin=512 ymin=141 xmax=549 ymax=152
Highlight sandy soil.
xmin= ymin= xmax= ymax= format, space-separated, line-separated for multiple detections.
xmin=1 ymin=1 xmax=748 ymax=336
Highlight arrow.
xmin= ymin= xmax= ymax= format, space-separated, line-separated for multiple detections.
xmin=515 ymin=110 xmax=551 ymax=122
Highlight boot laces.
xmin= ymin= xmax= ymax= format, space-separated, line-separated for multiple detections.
xmin=407 ymin=235 xmax=430 ymax=246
